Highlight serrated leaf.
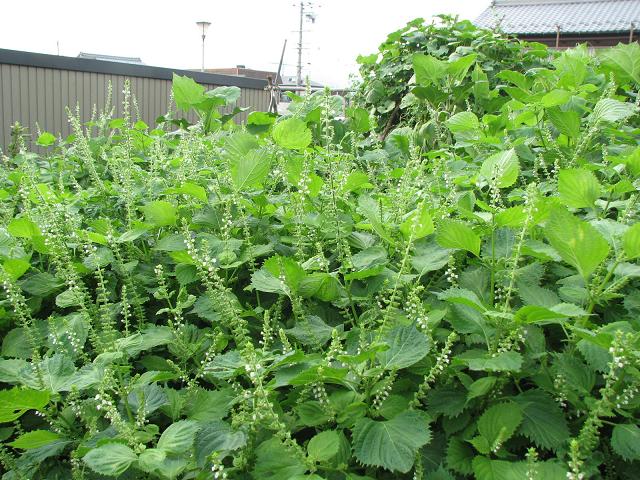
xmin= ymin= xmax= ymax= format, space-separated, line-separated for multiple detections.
xmin=623 ymin=222 xmax=640 ymax=259
xmin=446 ymin=437 xmax=474 ymax=474
xmin=558 ymin=168 xmax=601 ymax=208
xmin=157 ymin=420 xmax=200 ymax=454
xmin=400 ymin=203 xmax=434 ymax=240
xmin=413 ymin=54 xmax=446 ymax=85
xmin=611 ymin=423 xmax=640 ymax=461
xmin=253 ymin=438 xmax=306 ymax=480
xmin=353 ymin=411 xmax=431 ymax=473
xmin=7 ymin=430 xmax=61 ymax=449
xmin=377 ymin=324 xmax=430 ymax=369
xmin=272 ymin=118 xmax=312 ymax=150
xmin=142 ymin=201 xmax=177 ymax=227
xmin=8 ymin=217 xmax=40 ymax=238
xmin=0 ymin=387 xmax=50 ymax=422
xmin=194 ymin=421 xmax=246 ymax=467
xmin=477 ymin=402 xmax=522 ymax=448
xmin=591 ymin=98 xmax=637 ymax=123
xmin=307 ymin=430 xmax=340 ymax=462
xmin=514 ymin=390 xmax=569 ymax=451
xmin=83 ymin=443 xmax=137 ymax=477
xmin=547 ymin=108 xmax=581 ymax=138
xmin=172 ymin=73 xmax=205 ymax=111
xmin=541 ymin=89 xmax=571 ymax=108
xmin=472 ymin=457 xmax=528 ymax=480
xmin=600 ymin=42 xmax=640 ymax=84
xmin=230 ymin=148 xmax=271 ymax=191
xmin=436 ymin=220 xmax=481 ymax=256
xmin=480 ymin=149 xmax=519 ymax=188
xmin=545 ymin=207 xmax=609 ymax=279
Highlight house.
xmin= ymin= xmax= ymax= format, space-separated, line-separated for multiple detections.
xmin=77 ymin=52 xmax=144 ymax=64
xmin=204 ymin=65 xmax=282 ymax=84
xmin=475 ymin=0 xmax=640 ymax=48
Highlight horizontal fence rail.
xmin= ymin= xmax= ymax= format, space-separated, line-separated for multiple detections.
xmin=0 ymin=48 xmax=270 ymax=151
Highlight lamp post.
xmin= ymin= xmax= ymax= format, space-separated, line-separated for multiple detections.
xmin=196 ymin=21 xmax=211 ymax=72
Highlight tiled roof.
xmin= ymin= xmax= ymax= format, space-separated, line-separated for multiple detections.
xmin=475 ymin=0 xmax=640 ymax=35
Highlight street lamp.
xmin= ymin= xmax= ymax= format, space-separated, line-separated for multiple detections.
xmin=196 ymin=21 xmax=211 ymax=72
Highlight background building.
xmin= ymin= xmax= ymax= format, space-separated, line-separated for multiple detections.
xmin=475 ymin=0 xmax=640 ymax=48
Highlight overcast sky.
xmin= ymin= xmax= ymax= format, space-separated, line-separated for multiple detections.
xmin=0 ymin=0 xmax=490 ymax=87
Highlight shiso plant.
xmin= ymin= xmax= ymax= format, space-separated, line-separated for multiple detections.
xmin=0 ymin=19 xmax=640 ymax=480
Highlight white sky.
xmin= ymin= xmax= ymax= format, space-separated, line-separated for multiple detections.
xmin=0 ymin=0 xmax=490 ymax=88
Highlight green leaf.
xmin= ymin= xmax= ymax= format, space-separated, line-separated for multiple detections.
xmin=172 ymin=73 xmax=205 ymax=111
xmin=157 ymin=420 xmax=200 ymax=454
xmin=464 ymin=352 xmax=523 ymax=372
xmin=3 ymin=258 xmax=30 ymax=280
xmin=164 ymin=182 xmax=207 ymax=202
xmin=541 ymin=89 xmax=571 ymax=108
xmin=472 ymin=457 xmax=528 ymax=480
xmin=591 ymin=98 xmax=637 ymax=123
xmin=83 ymin=443 xmax=137 ymax=477
xmin=0 ymin=387 xmax=49 ymax=422
xmin=514 ymin=390 xmax=569 ymax=451
xmin=479 ymin=149 xmax=519 ymax=188
xmin=272 ymin=118 xmax=312 ymax=150
xmin=446 ymin=437 xmax=474 ymax=475
xmin=400 ymin=203 xmax=434 ymax=240
xmin=142 ymin=201 xmax=177 ymax=227
xmin=298 ymin=273 xmax=342 ymax=301
xmin=413 ymin=54 xmax=446 ymax=85
xmin=436 ymin=220 xmax=481 ymax=256
xmin=547 ymin=108 xmax=581 ymax=138
xmin=194 ymin=421 xmax=246 ymax=467
xmin=307 ymin=430 xmax=340 ymax=462
xmin=623 ymin=222 xmax=640 ymax=259
xmin=558 ymin=168 xmax=602 ymax=208
xmin=8 ymin=217 xmax=40 ymax=238
xmin=477 ymin=402 xmax=523 ymax=448
xmin=353 ymin=411 xmax=431 ymax=473
xmin=467 ymin=377 xmax=497 ymax=401
xmin=377 ymin=324 xmax=430 ymax=370
xmin=447 ymin=54 xmax=477 ymax=81
xmin=545 ymin=207 xmax=609 ymax=279
xmin=253 ymin=438 xmax=306 ymax=480
xmin=230 ymin=148 xmax=271 ymax=191
xmin=446 ymin=111 xmax=481 ymax=139
xmin=36 ymin=132 xmax=56 ymax=146
xmin=611 ymin=423 xmax=640 ymax=461
xmin=600 ymin=42 xmax=640 ymax=84
xmin=7 ymin=430 xmax=61 ymax=449
xmin=137 ymin=448 xmax=166 ymax=473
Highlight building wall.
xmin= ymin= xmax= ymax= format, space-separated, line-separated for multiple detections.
xmin=0 ymin=49 xmax=270 ymax=151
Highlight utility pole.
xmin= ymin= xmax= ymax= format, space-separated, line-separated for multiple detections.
xmin=296 ymin=2 xmax=304 ymax=86
xmin=295 ymin=2 xmax=316 ymax=87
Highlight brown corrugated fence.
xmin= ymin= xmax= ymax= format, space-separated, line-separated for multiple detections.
xmin=0 ymin=49 xmax=270 ymax=151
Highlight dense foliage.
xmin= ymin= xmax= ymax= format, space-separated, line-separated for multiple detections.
xmin=353 ymin=16 xmax=549 ymax=138
xmin=1 ymin=29 xmax=640 ymax=480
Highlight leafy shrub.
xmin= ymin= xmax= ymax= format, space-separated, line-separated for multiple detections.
xmin=0 ymin=34 xmax=640 ymax=480
xmin=353 ymin=16 xmax=549 ymax=138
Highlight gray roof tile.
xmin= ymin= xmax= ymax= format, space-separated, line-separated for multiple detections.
xmin=475 ymin=0 xmax=640 ymax=34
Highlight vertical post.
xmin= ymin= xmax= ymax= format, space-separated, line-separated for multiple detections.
xmin=297 ymin=2 xmax=304 ymax=86
xmin=555 ymin=25 xmax=560 ymax=49
xmin=630 ymin=23 xmax=635 ymax=44
xmin=201 ymin=33 xmax=206 ymax=72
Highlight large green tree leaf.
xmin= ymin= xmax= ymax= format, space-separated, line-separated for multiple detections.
xmin=172 ymin=74 xmax=205 ymax=111
xmin=353 ymin=411 xmax=431 ymax=473
xmin=157 ymin=420 xmax=200 ymax=454
xmin=600 ymin=42 xmax=640 ymax=84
